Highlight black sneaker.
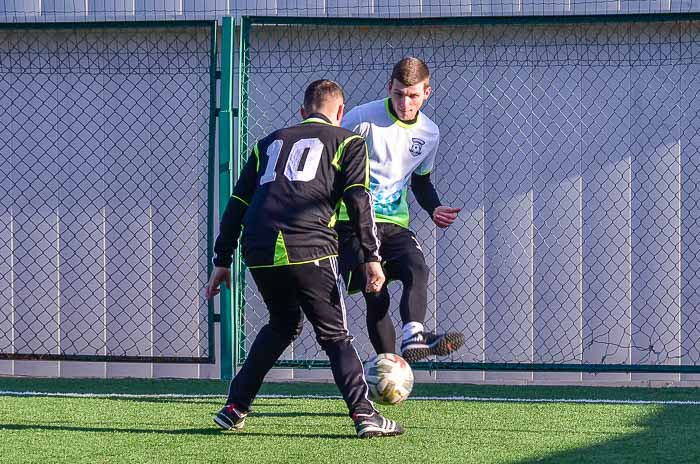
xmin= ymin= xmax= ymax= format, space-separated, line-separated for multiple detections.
xmin=353 ymin=412 xmax=404 ymax=438
xmin=400 ymin=331 xmax=465 ymax=363
xmin=214 ymin=403 xmax=249 ymax=430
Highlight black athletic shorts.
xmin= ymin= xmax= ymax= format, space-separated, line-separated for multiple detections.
xmin=335 ymin=221 xmax=424 ymax=294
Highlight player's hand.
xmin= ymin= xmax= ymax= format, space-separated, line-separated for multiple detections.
xmin=205 ymin=266 xmax=231 ymax=300
xmin=432 ymin=206 xmax=461 ymax=228
xmin=364 ymin=261 xmax=385 ymax=294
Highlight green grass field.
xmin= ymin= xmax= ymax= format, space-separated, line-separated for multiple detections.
xmin=1 ymin=377 xmax=700 ymax=463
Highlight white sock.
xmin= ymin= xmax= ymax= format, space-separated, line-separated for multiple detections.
xmin=402 ymin=322 xmax=424 ymax=341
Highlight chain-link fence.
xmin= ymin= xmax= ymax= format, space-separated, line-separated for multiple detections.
xmin=4 ymin=0 xmax=700 ymax=23
xmin=0 ymin=21 xmax=216 ymax=363
xmin=234 ymin=15 xmax=700 ymax=372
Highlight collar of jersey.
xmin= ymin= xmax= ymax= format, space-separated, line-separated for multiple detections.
xmin=384 ymin=98 xmax=420 ymax=129
xmin=301 ymin=113 xmax=333 ymax=125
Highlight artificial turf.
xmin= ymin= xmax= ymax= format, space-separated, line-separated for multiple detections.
xmin=1 ymin=378 xmax=699 ymax=463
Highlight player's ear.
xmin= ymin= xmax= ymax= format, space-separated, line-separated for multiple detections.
xmin=300 ymin=106 xmax=308 ymax=120
xmin=336 ymin=103 xmax=344 ymax=124
xmin=424 ymin=83 xmax=432 ymax=100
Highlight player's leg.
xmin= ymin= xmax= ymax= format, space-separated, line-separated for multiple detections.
xmin=296 ymin=257 xmax=403 ymax=438
xmin=381 ymin=226 xmax=429 ymax=326
xmin=381 ymin=224 xmax=465 ymax=363
xmin=364 ymin=286 xmax=396 ymax=354
xmin=215 ymin=266 xmax=303 ymax=430
xmin=336 ymin=222 xmax=397 ymax=355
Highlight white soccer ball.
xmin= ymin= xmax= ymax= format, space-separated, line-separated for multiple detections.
xmin=363 ymin=353 xmax=414 ymax=405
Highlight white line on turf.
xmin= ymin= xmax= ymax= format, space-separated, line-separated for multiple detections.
xmin=1 ymin=390 xmax=700 ymax=405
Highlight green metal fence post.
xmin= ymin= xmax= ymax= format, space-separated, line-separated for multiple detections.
xmin=219 ymin=16 xmax=235 ymax=380
xmin=207 ymin=20 xmax=218 ymax=365
xmin=235 ymin=16 xmax=252 ymax=369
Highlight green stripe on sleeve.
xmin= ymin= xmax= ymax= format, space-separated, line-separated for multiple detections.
xmin=363 ymin=142 xmax=369 ymax=188
xmin=232 ymin=195 xmax=250 ymax=206
xmin=332 ymin=135 xmax=364 ymax=171
xmin=253 ymin=143 xmax=260 ymax=172
xmin=343 ymin=183 xmax=365 ymax=192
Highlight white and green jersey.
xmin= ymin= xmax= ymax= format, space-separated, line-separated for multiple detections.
xmin=338 ymin=98 xmax=440 ymax=228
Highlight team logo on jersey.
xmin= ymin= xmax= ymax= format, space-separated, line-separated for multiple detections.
xmin=409 ymin=138 xmax=425 ymax=157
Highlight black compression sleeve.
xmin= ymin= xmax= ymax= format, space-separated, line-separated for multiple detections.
xmin=411 ymin=172 xmax=442 ymax=217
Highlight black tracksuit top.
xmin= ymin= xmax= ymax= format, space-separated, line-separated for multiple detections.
xmin=213 ymin=113 xmax=381 ymax=269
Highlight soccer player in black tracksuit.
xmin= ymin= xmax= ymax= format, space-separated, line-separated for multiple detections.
xmin=205 ymin=79 xmax=403 ymax=439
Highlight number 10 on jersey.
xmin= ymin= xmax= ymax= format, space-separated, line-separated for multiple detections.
xmin=259 ymin=138 xmax=324 ymax=185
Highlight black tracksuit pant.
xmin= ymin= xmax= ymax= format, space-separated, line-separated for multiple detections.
xmin=225 ymin=256 xmax=375 ymax=417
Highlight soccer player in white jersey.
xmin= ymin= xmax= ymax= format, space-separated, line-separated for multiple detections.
xmin=335 ymin=57 xmax=465 ymax=363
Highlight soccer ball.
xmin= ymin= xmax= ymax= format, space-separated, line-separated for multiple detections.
xmin=363 ymin=353 xmax=414 ymax=405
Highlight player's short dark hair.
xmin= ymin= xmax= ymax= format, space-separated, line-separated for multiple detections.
xmin=391 ymin=57 xmax=430 ymax=87
xmin=303 ymin=79 xmax=345 ymax=113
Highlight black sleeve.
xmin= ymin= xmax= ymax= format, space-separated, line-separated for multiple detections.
xmin=411 ymin=172 xmax=442 ymax=217
xmin=212 ymin=150 xmax=259 ymax=268
xmin=339 ymin=136 xmax=381 ymax=263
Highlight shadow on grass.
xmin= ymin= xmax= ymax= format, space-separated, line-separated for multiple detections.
xmin=97 ymin=397 xmax=307 ymax=409
xmin=231 ymin=432 xmax=355 ymax=440
xmin=249 ymin=411 xmax=346 ymax=418
xmin=97 ymin=398 xmax=310 ymax=411
xmin=102 ymin=398 xmax=222 ymax=406
xmin=0 ymin=423 xmax=355 ymax=440
xmin=516 ymin=405 xmax=700 ymax=464
xmin=95 ymin=397 xmax=347 ymax=418
xmin=0 ymin=424 xmax=223 ymax=436
xmin=96 ymin=397 xmax=346 ymax=417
